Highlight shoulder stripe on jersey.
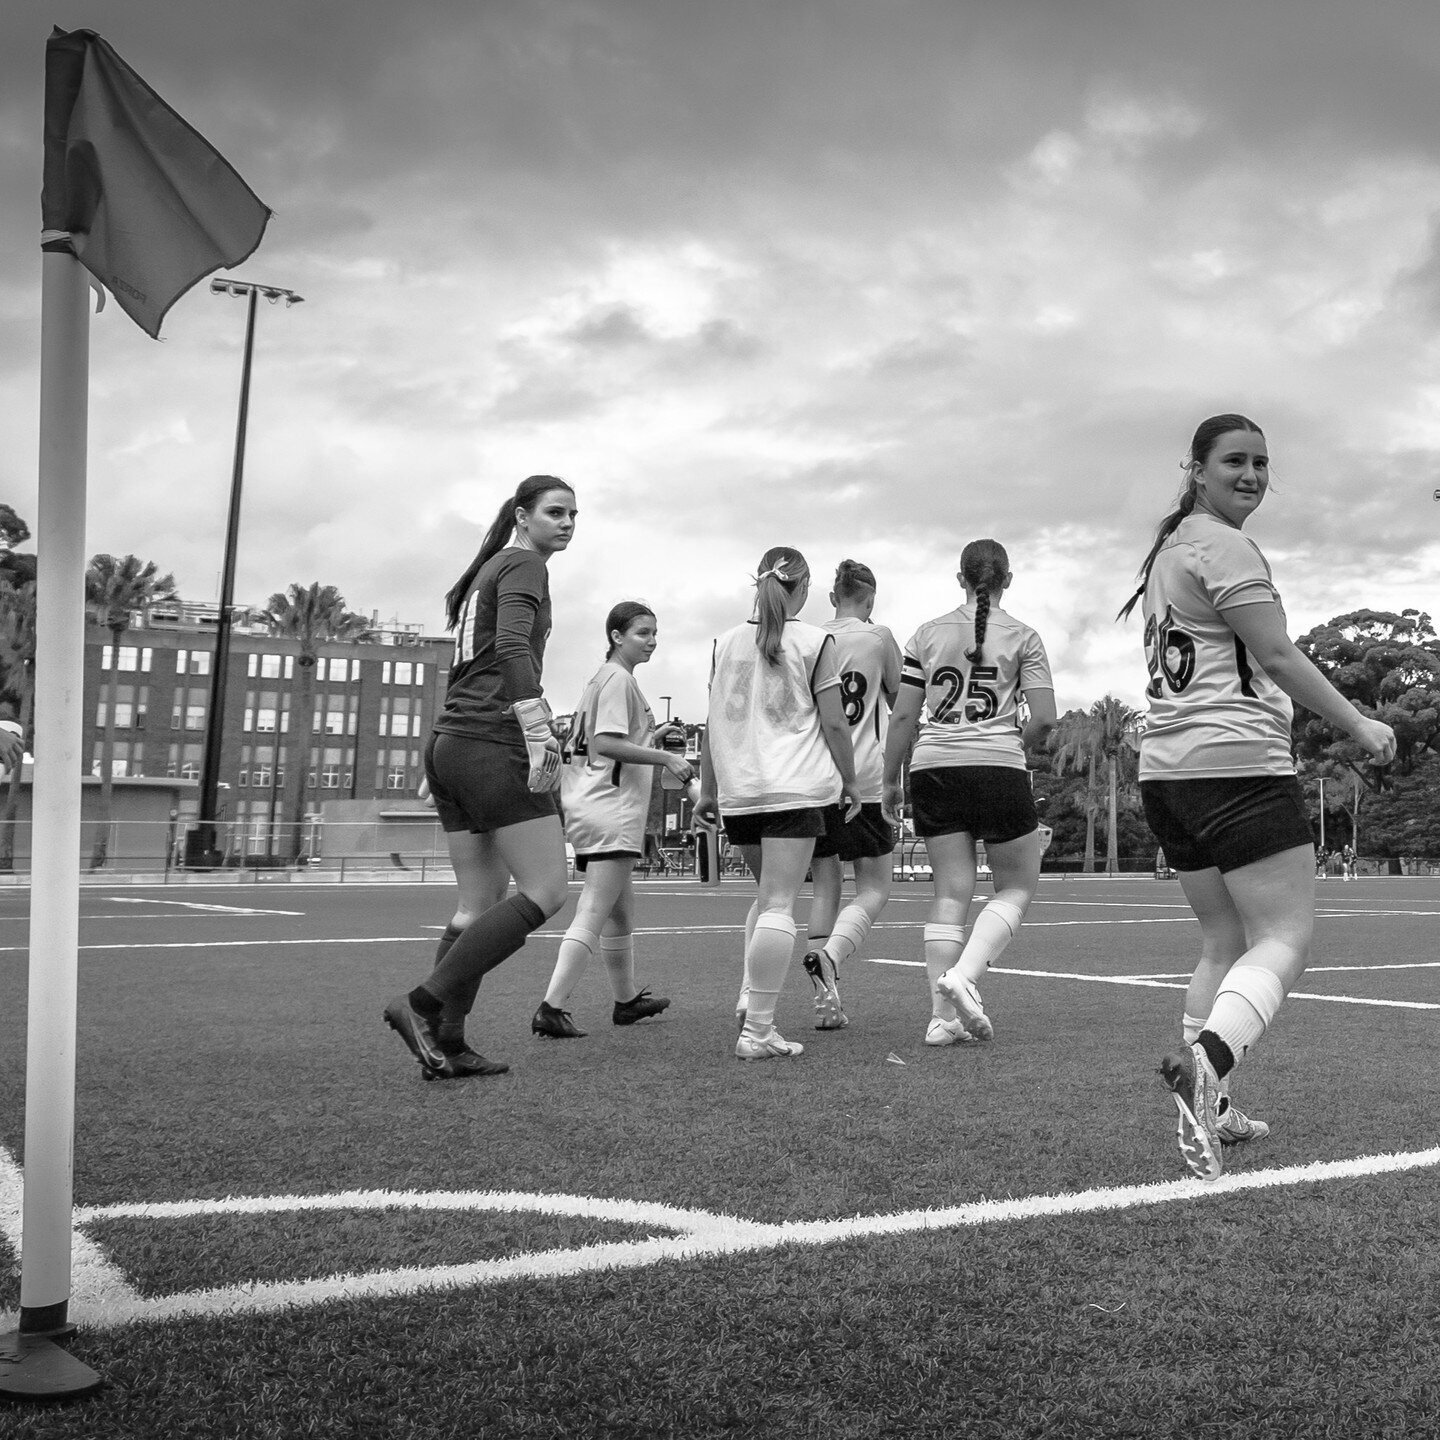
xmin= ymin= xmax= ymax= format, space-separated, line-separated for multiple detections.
xmin=900 ymin=673 xmax=926 ymax=688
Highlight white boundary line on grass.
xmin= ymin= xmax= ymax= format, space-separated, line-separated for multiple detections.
xmin=2 ymin=1141 xmax=1437 ymax=1332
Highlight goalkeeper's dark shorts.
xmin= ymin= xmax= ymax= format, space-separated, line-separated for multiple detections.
xmin=425 ymin=731 xmax=558 ymax=834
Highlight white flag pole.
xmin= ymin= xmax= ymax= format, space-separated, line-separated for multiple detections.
xmin=0 ymin=242 xmax=100 ymax=1399
xmin=21 ymin=245 xmax=90 ymax=1334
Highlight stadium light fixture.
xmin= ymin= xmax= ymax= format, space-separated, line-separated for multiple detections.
xmin=186 ymin=278 xmax=304 ymax=869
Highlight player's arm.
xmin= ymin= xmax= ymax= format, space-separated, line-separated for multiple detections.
xmin=815 ymin=684 xmax=860 ymax=821
xmin=1223 ymin=601 xmax=1395 ymax=762
xmin=694 ymin=725 xmax=719 ymax=826
xmin=880 ymin=631 xmax=903 ymax=708
xmin=590 ymin=731 xmax=694 ymax=782
xmin=1020 ymin=687 xmax=1057 ymax=750
xmin=881 ymin=680 xmax=924 ymax=823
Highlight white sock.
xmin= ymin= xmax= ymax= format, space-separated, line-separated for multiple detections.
xmin=1205 ymin=965 xmax=1286 ymax=1069
xmin=823 ymin=904 xmax=871 ymax=970
xmin=955 ymin=898 xmax=1024 ymax=983
xmin=601 ymin=934 xmax=636 ymax=1003
xmin=1182 ymin=1012 xmax=1206 ymax=1046
xmin=924 ymin=923 xmax=966 ymax=1019
xmin=737 ymin=901 xmax=761 ymax=1013
xmin=741 ymin=913 xmax=797 ymax=1036
xmin=544 ymin=926 xmax=598 ymax=1007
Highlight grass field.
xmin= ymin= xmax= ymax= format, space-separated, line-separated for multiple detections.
xmin=1 ymin=874 xmax=1438 ymax=1438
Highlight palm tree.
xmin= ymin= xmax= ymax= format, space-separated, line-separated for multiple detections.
xmin=85 ymin=554 xmax=177 ymax=868
xmin=1052 ymin=696 xmax=1141 ymax=873
xmin=264 ymin=583 xmax=373 ymax=861
xmin=0 ymin=573 xmax=37 ymax=871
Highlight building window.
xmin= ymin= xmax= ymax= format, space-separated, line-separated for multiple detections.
xmin=323 ymin=698 xmax=345 ymax=736
xmin=177 ymin=649 xmax=187 ymax=675
xmin=260 ymin=654 xmax=281 ymax=679
xmin=382 ymin=661 xmax=392 ymax=685
xmin=189 ymin=649 xmax=210 ymax=676
xmin=255 ymin=691 xmax=279 ymax=733
xmin=179 ymin=744 xmax=202 ymax=781
xmin=251 ymin=745 xmax=274 ymax=789
xmin=330 ymin=657 xmax=349 ymax=684
xmin=247 ymin=653 xmax=258 ymax=678
xmin=394 ymin=661 xmax=413 ymax=686
xmin=141 ymin=648 xmax=153 ymax=673
xmin=285 ymin=655 xmax=294 ymax=680
xmin=415 ymin=663 xmax=424 ymax=686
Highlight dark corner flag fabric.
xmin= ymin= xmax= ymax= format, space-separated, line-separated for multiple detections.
xmin=41 ymin=27 xmax=272 ymax=339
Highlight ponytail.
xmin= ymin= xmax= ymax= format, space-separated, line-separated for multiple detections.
xmin=752 ymin=546 xmax=810 ymax=665
xmin=1117 ymin=413 xmax=1262 ymax=622
xmin=959 ymin=539 xmax=1008 ymax=664
xmin=444 ymin=475 xmax=572 ymax=628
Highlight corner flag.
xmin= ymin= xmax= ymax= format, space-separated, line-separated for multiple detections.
xmin=42 ymin=27 xmax=272 ymax=338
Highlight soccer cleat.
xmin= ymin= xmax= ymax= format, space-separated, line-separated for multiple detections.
xmin=384 ymin=993 xmax=447 ymax=1071
xmin=803 ymin=950 xmax=848 ymax=1030
xmin=613 ymin=989 xmax=671 ymax=1026
xmin=423 ymin=1048 xmax=510 ymax=1080
xmin=934 ymin=971 xmax=994 ymax=1041
xmin=1215 ymin=1095 xmax=1270 ymax=1146
xmin=531 ymin=1001 xmax=586 ymax=1039
xmin=735 ymin=1028 xmax=805 ymax=1060
xmin=1158 ymin=1043 xmax=1224 ymax=1181
xmin=925 ymin=1016 xmax=976 ymax=1047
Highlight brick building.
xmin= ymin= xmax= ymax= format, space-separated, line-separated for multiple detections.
xmin=85 ymin=599 xmax=451 ymax=859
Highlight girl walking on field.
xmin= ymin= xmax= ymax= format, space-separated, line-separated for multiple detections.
xmin=1124 ymin=414 xmax=1395 ymax=1179
xmin=531 ymin=601 xmax=693 ymax=1038
xmin=803 ymin=560 xmax=903 ymax=1030
xmin=383 ymin=476 xmax=577 ymax=1079
xmin=696 ymin=547 xmax=861 ymax=1060
xmin=883 ymin=540 xmax=1057 ymax=1046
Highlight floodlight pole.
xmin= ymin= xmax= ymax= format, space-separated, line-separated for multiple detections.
xmin=186 ymin=280 xmax=302 ymax=868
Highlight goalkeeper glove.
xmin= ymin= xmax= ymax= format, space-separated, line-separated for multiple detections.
xmin=511 ymin=696 xmax=562 ymax=792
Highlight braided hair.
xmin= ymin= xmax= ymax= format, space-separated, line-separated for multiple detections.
xmin=444 ymin=475 xmax=573 ymax=629
xmin=753 ymin=546 xmax=810 ymax=666
xmin=960 ymin=539 xmax=1009 ymax=664
xmin=1116 ymin=413 xmax=1263 ymax=621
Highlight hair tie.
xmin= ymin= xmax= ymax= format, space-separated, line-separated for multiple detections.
xmin=756 ymin=566 xmax=789 ymax=584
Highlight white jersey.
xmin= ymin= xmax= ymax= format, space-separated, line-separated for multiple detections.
xmin=707 ymin=619 xmax=842 ymax=815
xmin=561 ymin=661 xmax=656 ymax=856
xmin=1139 ymin=512 xmax=1293 ymax=779
xmin=822 ymin=617 xmax=901 ymax=803
xmin=902 ymin=604 xmax=1052 ymax=771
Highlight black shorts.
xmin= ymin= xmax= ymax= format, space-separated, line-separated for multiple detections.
xmin=575 ymin=849 xmax=641 ymax=872
xmin=723 ymin=807 xmax=827 ymax=847
xmin=812 ymin=802 xmax=896 ymax=862
xmin=1140 ymin=774 xmax=1312 ymax=874
xmin=910 ymin=765 xmax=1038 ymax=844
xmin=425 ymin=731 xmax=559 ymax=835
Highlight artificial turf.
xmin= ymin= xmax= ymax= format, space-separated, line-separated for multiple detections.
xmin=1 ymin=876 xmax=1437 ymax=1436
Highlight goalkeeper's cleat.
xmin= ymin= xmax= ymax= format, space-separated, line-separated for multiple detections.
xmin=735 ymin=1027 xmax=804 ymax=1060
xmin=935 ymin=971 xmax=994 ymax=1041
xmin=423 ymin=1047 xmax=509 ymax=1080
xmin=803 ymin=949 xmax=848 ymax=1030
xmin=1215 ymin=1095 xmax=1269 ymax=1145
xmin=613 ymin=989 xmax=670 ymax=1026
xmin=384 ymin=993 xmax=447 ymax=1072
xmin=531 ymin=1001 xmax=586 ymax=1038
xmin=1158 ymin=1043 xmax=1224 ymax=1181
xmin=925 ymin=1016 xmax=976 ymax=1047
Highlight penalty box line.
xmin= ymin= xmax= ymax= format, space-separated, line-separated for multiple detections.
xmin=1 ymin=1141 xmax=1437 ymax=1332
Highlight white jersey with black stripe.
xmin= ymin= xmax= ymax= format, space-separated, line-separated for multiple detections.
xmin=561 ymin=661 xmax=656 ymax=856
xmin=1138 ymin=512 xmax=1293 ymax=779
xmin=822 ymin=617 xmax=901 ymax=803
xmin=902 ymin=604 xmax=1052 ymax=771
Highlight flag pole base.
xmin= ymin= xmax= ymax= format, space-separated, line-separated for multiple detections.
xmin=0 ymin=1331 xmax=102 ymax=1402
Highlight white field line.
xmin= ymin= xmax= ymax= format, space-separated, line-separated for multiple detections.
xmin=2 ymin=1144 xmax=1437 ymax=1331
xmin=105 ymin=898 xmax=303 ymax=916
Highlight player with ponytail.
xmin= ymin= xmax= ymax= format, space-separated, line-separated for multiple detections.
xmin=383 ymin=476 xmax=578 ymax=1080
xmin=883 ymin=539 xmax=1057 ymax=1047
xmin=696 ymin=546 xmax=861 ymax=1060
xmin=531 ymin=601 xmax=694 ymax=1038
xmin=802 ymin=560 xmax=903 ymax=1029
xmin=1130 ymin=416 xmax=1396 ymax=1180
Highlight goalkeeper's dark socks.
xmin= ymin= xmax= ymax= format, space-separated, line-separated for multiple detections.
xmin=1197 ymin=1029 xmax=1235 ymax=1081
xmin=428 ymin=893 xmax=546 ymax=1005
xmin=407 ymin=985 xmax=444 ymax=1018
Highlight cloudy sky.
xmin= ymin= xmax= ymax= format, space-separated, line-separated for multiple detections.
xmin=3 ymin=0 xmax=1439 ymax=721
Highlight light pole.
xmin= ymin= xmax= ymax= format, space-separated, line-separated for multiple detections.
xmin=186 ymin=280 xmax=303 ymax=868
xmin=661 ymin=695 xmax=672 ymax=723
